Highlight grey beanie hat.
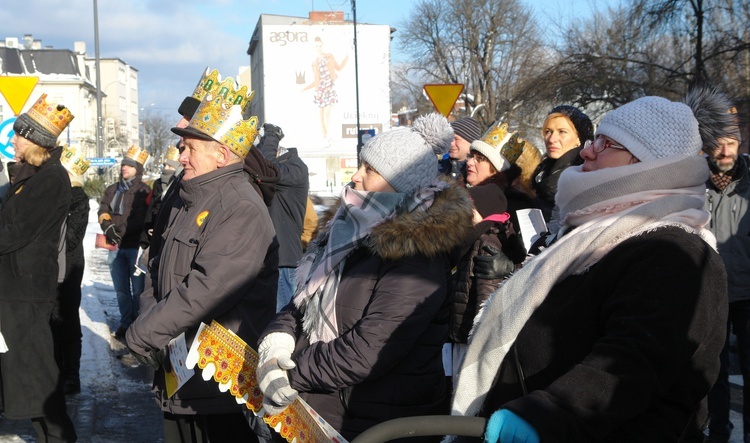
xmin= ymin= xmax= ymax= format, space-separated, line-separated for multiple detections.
xmin=596 ymin=86 xmax=735 ymax=161
xmin=360 ymin=113 xmax=452 ymax=194
xmin=13 ymin=114 xmax=59 ymax=149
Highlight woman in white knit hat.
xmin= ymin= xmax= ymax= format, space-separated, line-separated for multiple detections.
xmin=256 ymin=113 xmax=474 ymax=441
xmin=449 ymin=87 xmax=734 ymax=443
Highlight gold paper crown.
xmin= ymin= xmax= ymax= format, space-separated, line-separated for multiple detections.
xmin=26 ymin=93 xmax=75 ymax=137
xmin=164 ymin=145 xmax=180 ymax=162
xmin=480 ymin=121 xmax=511 ymax=149
xmin=191 ymin=68 xmax=255 ymax=114
xmin=125 ymin=145 xmax=150 ymax=165
xmin=60 ymin=145 xmax=91 ymax=176
xmin=188 ymin=78 xmax=259 ymax=159
xmin=501 ymin=133 xmax=526 ymax=164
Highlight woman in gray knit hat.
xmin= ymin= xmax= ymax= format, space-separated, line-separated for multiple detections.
xmin=257 ymin=113 xmax=474 ymax=441
xmin=449 ymin=86 xmax=733 ymax=443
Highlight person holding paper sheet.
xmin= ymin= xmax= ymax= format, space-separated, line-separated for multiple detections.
xmin=125 ymin=72 xmax=278 ymax=443
xmin=448 ymin=185 xmax=525 ymax=387
xmin=449 ymin=86 xmax=730 ymax=442
xmin=257 ymin=113 xmax=473 ymax=441
xmin=465 ymin=122 xmax=538 ymax=238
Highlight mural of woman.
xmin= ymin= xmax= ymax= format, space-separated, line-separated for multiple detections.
xmin=303 ymin=36 xmax=349 ymax=141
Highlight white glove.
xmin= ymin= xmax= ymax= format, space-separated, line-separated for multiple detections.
xmin=258 ymin=332 xmax=296 ymax=370
xmin=258 ymin=357 xmax=298 ymax=416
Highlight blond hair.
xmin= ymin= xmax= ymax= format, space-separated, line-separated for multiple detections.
xmin=514 ymin=142 xmax=543 ymax=197
xmin=23 ymin=142 xmax=52 ymax=167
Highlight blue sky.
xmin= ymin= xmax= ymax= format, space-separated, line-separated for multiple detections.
xmin=1 ymin=0 xmax=609 ymax=123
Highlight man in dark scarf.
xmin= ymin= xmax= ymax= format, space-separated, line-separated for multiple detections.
xmin=98 ymin=148 xmax=152 ymax=339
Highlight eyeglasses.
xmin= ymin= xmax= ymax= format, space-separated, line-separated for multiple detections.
xmin=584 ymin=136 xmax=629 ymax=154
xmin=468 ymin=152 xmax=489 ymax=163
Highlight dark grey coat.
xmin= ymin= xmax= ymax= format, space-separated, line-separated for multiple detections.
xmin=127 ymin=162 xmax=279 ymax=415
xmin=705 ymin=154 xmax=750 ymax=303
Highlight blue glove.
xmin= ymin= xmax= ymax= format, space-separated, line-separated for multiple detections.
xmin=484 ymin=409 xmax=539 ymax=443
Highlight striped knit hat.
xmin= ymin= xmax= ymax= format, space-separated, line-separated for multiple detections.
xmin=451 ymin=117 xmax=482 ymax=143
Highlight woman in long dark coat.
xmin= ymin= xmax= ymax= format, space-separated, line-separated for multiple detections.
xmin=0 ymin=93 xmax=77 ymax=442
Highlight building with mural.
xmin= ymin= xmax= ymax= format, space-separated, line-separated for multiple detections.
xmin=247 ymin=12 xmax=393 ymax=193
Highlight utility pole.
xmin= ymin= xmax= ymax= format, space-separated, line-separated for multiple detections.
xmin=352 ymin=0 xmax=362 ymax=160
xmin=93 ymin=0 xmax=103 ymax=159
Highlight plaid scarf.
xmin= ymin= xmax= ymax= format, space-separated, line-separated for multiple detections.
xmin=293 ymin=180 xmax=448 ymax=343
xmin=709 ymin=160 xmax=738 ymax=191
xmin=110 ymin=177 xmax=133 ymax=215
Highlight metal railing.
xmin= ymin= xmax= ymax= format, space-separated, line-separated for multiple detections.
xmin=351 ymin=416 xmax=486 ymax=443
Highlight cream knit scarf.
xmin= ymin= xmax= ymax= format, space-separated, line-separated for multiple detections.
xmin=450 ymin=155 xmax=715 ymax=422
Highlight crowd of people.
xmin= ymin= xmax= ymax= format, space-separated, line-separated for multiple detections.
xmin=0 ymin=69 xmax=746 ymax=443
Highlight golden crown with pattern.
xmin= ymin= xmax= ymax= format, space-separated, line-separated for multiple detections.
xmin=164 ymin=145 xmax=180 ymax=162
xmin=501 ymin=133 xmax=526 ymax=164
xmin=125 ymin=145 xmax=150 ymax=165
xmin=26 ymin=93 xmax=75 ymax=137
xmin=191 ymin=68 xmax=254 ymax=115
xmin=479 ymin=122 xmax=525 ymax=164
xmin=60 ymin=145 xmax=90 ymax=176
xmin=470 ymin=121 xmax=527 ymax=172
xmin=188 ymin=77 xmax=259 ymax=159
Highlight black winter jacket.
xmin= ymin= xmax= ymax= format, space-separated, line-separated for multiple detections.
xmin=98 ymin=175 xmax=151 ymax=249
xmin=481 ymin=227 xmax=727 ymax=442
xmin=0 ymin=149 xmax=71 ymax=419
xmin=261 ymin=184 xmax=473 ymax=441
xmin=532 ymin=148 xmax=582 ymax=221
xmin=449 ymin=221 xmax=517 ymax=344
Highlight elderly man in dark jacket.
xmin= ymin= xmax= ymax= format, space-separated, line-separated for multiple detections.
xmin=258 ymin=123 xmax=310 ymax=311
xmin=126 ymin=85 xmax=278 ymax=443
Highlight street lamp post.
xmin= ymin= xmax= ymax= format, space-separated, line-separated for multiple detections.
xmin=93 ymin=0 xmax=103 ymax=159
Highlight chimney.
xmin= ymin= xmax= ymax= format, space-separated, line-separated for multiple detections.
xmin=74 ymin=41 xmax=86 ymax=54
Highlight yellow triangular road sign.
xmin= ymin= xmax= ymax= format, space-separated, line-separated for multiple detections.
xmin=424 ymin=84 xmax=464 ymax=117
xmin=0 ymin=76 xmax=39 ymax=115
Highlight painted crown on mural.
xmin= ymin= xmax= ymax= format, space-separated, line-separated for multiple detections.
xmin=188 ymin=77 xmax=259 ymax=159
xmin=125 ymin=145 xmax=150 ymax=165
xmin=191 ymin=68 xmax=255 ymax=115
xmin=60 ymin=145 xmax=90 ymax=176
xmin=26 ymin=93 xmax=75 ymax=137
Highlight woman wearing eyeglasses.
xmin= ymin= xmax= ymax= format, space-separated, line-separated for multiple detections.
xmin=465 ymin=124 xmax=538 ymax=234
xmin=449 ymin=87 xmax=731 ymax=443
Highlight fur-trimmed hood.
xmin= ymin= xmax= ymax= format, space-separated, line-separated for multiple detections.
xmin=313 ymin=182 xmax=474 ymax=262
xmin=367 ymin=183 xmax=473 ymax=260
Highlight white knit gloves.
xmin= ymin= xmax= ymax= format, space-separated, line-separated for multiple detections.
xmin=257 ymin=332 xmax=298 ymax=415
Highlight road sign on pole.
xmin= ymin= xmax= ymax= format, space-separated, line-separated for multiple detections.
xmin=0 ymin=118 xmax=17 ymax=160
xmin=424 ymin=84 xmax=464 ymax=117
xmin=89 ymin=157 xmax=117 ymax=167
xmin=0 ymin=76 xmax=39 ymax=115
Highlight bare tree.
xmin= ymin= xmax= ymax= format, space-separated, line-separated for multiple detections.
xmin=140 ymin=112 xmax=175 ymax=165
xmin=396 ymin=0 xmax=547 ymax=129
